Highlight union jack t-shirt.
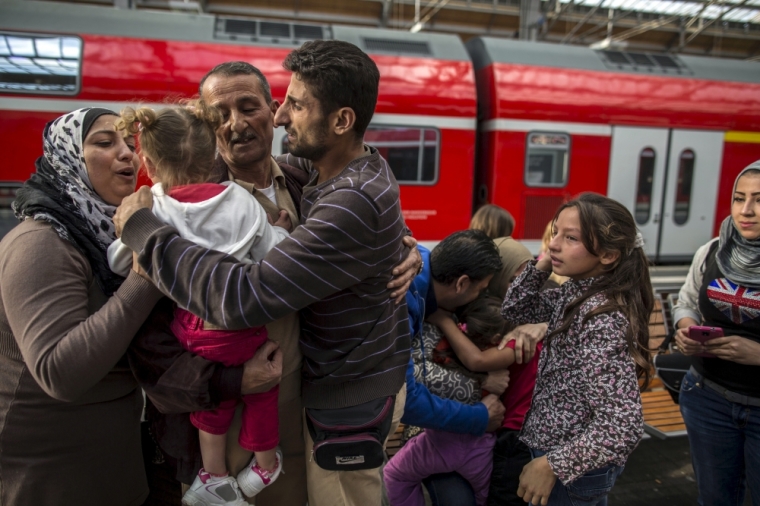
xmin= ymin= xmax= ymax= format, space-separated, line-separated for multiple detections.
xmin=707 ymin=278 xmax=760 ymax=325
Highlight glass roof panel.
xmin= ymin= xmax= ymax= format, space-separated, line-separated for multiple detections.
xmin=557 ymin=0 xmax=760 ymax=24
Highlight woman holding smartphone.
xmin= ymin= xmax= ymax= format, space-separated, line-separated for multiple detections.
xmin=674 ymin=161 xmax=760 ymax=506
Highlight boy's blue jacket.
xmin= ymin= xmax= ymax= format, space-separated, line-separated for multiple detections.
xmin=401 ymin=245 xmax=488 ymax=435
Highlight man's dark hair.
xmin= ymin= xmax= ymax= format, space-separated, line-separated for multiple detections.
xmin=199 ymin=61 xmax=272 ymax=104
xmin=431 ymin=230 xmax=503 ymax=285
xmin=282 ymin=40 xmax=379 ymax=137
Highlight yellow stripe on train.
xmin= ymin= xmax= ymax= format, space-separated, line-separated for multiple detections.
xmin=725 ymin=131 xmax=760 ymax=144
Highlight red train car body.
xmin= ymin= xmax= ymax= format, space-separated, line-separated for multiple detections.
xmin=467 ymin=38 xmax=760 ymax=261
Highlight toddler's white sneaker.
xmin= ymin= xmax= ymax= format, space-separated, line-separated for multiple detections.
xmin=236 ymin=449 xmax=283 ymax=497
xmin=182 ymin=468 xmax=248 ymax=506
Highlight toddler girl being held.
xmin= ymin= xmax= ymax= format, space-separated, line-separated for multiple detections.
xmin=108 ymin=102 xmax=289 ymax=506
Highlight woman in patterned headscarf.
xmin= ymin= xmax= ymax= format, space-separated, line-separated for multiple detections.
xmin=0 ymin=108 xmax=163 ymax=506
xmin=673 ymin=160 xmax=760 ymax=506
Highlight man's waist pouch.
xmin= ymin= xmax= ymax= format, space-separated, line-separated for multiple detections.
xmin=306 ymin=395 xmax=395 ymax=471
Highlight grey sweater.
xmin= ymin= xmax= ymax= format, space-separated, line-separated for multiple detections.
xmin=122 ymin=148 xmax=410 ymax=409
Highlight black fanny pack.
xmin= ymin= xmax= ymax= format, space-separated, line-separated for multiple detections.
xmin=305 ymin=395 xmax=395 ymax=471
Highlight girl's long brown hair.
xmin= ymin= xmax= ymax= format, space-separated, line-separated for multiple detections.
xmin=549 ymin=193 xmax=654 ymax=389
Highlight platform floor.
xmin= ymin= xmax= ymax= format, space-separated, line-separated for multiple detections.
xmin=143 ymin=433 xmax=754 ymax=505
xmin=610 ymin=434 xmax=753 ymax=506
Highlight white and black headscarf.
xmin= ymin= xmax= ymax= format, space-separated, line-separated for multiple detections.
xmin=13 ymin=108 xmax=125 ymax=296
xmin=716 ymin=160 xmax=760 ymax=289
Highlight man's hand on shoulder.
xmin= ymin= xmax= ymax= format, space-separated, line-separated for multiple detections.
xmin=114 ymin=186 xmax=153 ymax=238
xmin=498 ymin=323 xmax=548 ymax=364
xmin=388 ymin=236 xmax=422 ymax=304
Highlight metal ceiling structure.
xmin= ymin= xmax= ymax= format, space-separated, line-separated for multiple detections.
xmin=41 ymin=0 xmax=760 ymax=59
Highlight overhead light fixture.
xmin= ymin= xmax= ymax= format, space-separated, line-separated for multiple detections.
xmin=168 ymin=0 xmax=201 ymax=11
xmin=410 ymin=22 xmax=423 ymax=33
xmin=590 ymin=37 xmax=627 ymax=50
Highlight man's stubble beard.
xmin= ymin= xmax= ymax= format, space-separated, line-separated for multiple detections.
xmin=286 ymin=117 xmax=330 ymax=162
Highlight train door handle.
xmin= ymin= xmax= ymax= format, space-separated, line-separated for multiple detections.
xmin=652 ymin=213 xmax=659 ymax=224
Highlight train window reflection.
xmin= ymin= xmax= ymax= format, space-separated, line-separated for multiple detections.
xmin=282 ymin=126 xmax=439 ymax=185
xmin=366 ymin=127 xmax=438 ymax=184
xmin=524 ymin=132 xmax=569 ymax=187
xmin=304 ymin=125 xmax=440 ymax=185
xmin=0 ymin=33 xmax=82 ymax=95
xmin=635 ymin=148 xmax=656 ymax=225
xmin=673 ymin=149 xmax=695 ymax=226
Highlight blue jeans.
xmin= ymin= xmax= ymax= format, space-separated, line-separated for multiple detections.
xmin=680 ymin=369 xmax=760 ymax=506
xmin=423 ymin=472 xmax=476 ymax=506
xmin=528 ymin=449 xmax=623 ymax=506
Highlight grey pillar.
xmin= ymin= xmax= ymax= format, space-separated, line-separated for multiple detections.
xmin=519 ymin=0 xmax=541 ymax=40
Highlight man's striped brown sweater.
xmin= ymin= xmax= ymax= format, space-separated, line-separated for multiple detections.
xmin=122 ymin=148 xmax=410 ymax=409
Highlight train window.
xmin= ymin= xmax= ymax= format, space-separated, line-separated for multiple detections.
xmin=673 ymin=149 xmax=695 ymax=226
xmin=366 ymin=127 xmax=438 ymax=184
xmin=628 ymin=53 xmax=655 ymax=67
xmin=0 ymin=33 xmax=81 ymax=95
xmin=604 ymin=51 xmax=631 ymax=65
xmin=260 ymin=22 xmax=291 ymax=38
xmin=362 ymin=38 xmax=432 ymax=56
xmin=281 ymin=126 xmax=439 ymax=185
xmin=293 ymin=25 xmax=324 ymax=40
xmin=524 ymin=132 xmax=569 ymax=187
xmin=635 ymin=148 xmax=656 ymax=225
xmin=225 ymin=19 xmax=257 ymax=36
xmin=652 ymin=54 xmax=680 ymax=69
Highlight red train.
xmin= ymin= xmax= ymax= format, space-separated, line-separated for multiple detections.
xmin=2 ymin=0 xmax=759 ymax=262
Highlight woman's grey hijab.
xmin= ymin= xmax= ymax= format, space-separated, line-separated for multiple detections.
xmin=716 ymin=160 xmax=760 ymax=289
xmin=12 ymin=108 xmax=125 ymax=295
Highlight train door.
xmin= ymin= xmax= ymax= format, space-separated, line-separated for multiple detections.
xmin=607 ymin=126 xmax=724 ymax=263
xmin=607 ymin=127 xmax=668 ymax=259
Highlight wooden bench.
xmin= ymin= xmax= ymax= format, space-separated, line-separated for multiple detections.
xmin=641 ymin=292 xmax=687 ymax=439
xmin=641 ymin=384 xmax=687 ymax=438
xmin=386 ymin=423 xmax=406 ymax=458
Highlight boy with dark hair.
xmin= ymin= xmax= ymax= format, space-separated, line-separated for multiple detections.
xmin=400 ymin=229 xmax=507 ymax=505
xmin=430 ymin=229 xmax=505 ymax=289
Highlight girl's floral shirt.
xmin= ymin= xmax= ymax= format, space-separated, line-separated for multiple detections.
xmin=503 ymin=262 xmax=644 ymax=485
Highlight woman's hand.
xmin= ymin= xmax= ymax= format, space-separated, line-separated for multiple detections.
xmin=498 ymin=323 xmax=548 ymax=364
xmin=705 ymin=335 xmax=760 ymax=365
xmin=388 ymin=236 xmax=422 ymax=304
xmin=674 ymin=326 xmax=705 ymax=356
xmin=517 ymin=455 xmax=557 ymax=506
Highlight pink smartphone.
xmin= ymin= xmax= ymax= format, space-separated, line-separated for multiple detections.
xmin=689 ymin=326 xmax=723 ymax=358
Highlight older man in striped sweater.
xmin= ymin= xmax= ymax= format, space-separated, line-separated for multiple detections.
xmin=116 ymin=40 xmax=413 ymax=506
